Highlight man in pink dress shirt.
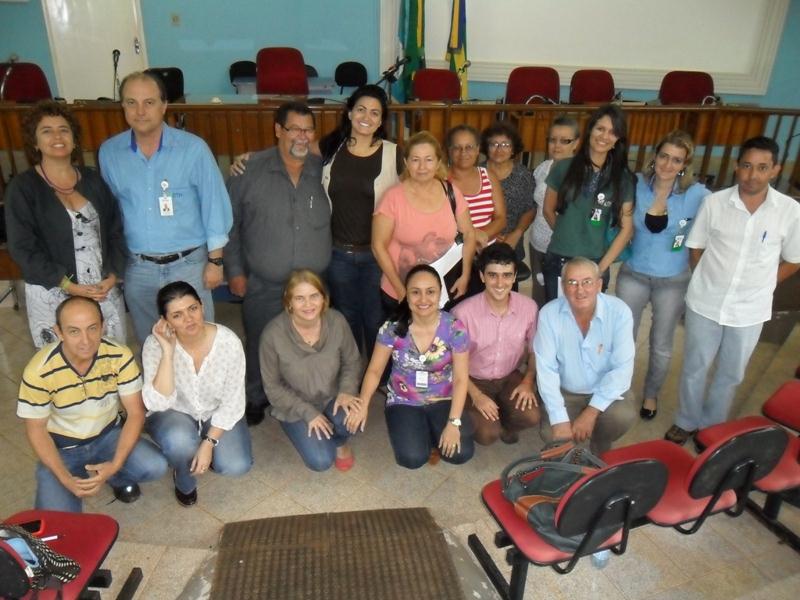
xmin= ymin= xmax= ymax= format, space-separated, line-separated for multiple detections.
xmin=452 ymin=243 xmax=540 ymax=445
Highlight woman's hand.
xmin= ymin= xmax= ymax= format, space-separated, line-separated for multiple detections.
xmin=229 ymin=152 xmax=251 ymax=176
xmin=308 ymin=414 xmax=334 ymax=440
xmin=66 ymin=282 xmax=109 ymax=301
xmin=333 ymin=393 xmax=361 ymax=417
xmin=190 ymin=441 xmax=214 ymax=474
xmin=344 ymin=402 xmax=369 ymax=434
xmin=152 ymin=318 xmax=177 ymax=353
xmin=438 ymin=423 xmax=462 ymax=458
xmin=450 ymin=273 xmax=470 ymax=299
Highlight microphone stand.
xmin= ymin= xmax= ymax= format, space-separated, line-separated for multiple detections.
xmin=112 ymin=50 xmax=120 ymax=101
xmin=374 ymin=57 xmax=410 ymax=104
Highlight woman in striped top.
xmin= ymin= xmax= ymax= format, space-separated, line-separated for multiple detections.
xmin=446 ymin=125 xmax=506 ymax=250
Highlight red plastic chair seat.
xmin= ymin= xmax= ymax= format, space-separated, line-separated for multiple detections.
xmin=256 ymin=47 xmax=309 ymax=95
xmin=696 ymin=417 xmax=800 ymax=493
xmin=3 ymin=510 xmax=118 ymax=600
xmin=412 ymin=68 xmax=461 ymax=102
xmin=658 ymin=70 xmax=714 ymax=105
xmin=763 ymin=380 xmax=800 ymax=432
xmin=481 ymin=479 xmax=622 ymax=565
xmin=505 ymin=66 xmax=560 ymax=104
xmin=603 ymin=440 xmax=737 ymax=525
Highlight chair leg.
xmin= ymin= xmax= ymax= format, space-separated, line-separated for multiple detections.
xmin=467 ymin=533 xmax=511 ymax=600
xmin=745 ymin=496 xmax=800 ymax=554
xmin=507 ymin=548 xmax=530 ymax=600
xmin=116 ymin=567 xmax=144 ymax=600
xmin=87 ymin=568 xmax=112 ymax=589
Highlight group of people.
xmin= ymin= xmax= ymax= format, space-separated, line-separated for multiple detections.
xmin=4 ymin=71 xmax=800 ymax=514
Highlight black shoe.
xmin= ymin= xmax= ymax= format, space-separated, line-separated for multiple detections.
xmin=173 ymin=472 xmax=197 ymax=507
xmin=640 ymin=399 xmax=658 ymax=420
xmin=112 ymin=483 xmax=141 ymax=504
xmin=245 ymin=404 xmax=266 ymax=426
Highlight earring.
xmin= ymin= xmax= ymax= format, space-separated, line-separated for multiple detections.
xmin=678 ymin=169 xmax=685 ymax=177
xmin=648 ymin=160 xmax=655 ymax=170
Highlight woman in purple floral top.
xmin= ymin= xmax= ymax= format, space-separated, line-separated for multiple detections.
xmin=348 ymin=264 xmax=474 ymax=468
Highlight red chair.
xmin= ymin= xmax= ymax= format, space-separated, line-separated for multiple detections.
xmin=569 ymin=69 xmax=615 ymax=104
xmin=762 ymin=379 xmax=800 ymax=432
xmin=412 ymin=68 xmax=461 ymax=102
xmin=0 ymin=63 xmax=52 ymax=103
xmin=468 ymin=459 xmax=666 ymax=600
xmin=505 ymin=66 xmax=559 ymax=105
xmin=0 ymin=509 xmax=142 ymax=599
xmin=602 ymin=425 xmax=787 ymax=535
xmin=658 ymin=70 xmax=716 ymax=105
xmin=256 ymin=47 xmax=309 ymax=95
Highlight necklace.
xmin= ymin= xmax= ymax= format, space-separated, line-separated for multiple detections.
xmin=39 ymin=164 xmax=80 ymax=195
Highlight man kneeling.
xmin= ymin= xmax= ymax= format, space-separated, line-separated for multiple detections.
xmin=453 ymin=243 xmax=540 ymax=445
xmin=17 ymin=296 xmax=167 ymax=512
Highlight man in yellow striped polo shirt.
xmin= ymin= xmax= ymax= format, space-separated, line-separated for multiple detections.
xmin=17 ymin=296 xmax=167 ymax=512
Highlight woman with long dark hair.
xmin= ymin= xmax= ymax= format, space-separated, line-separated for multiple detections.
xmin=348 ymin=264 xmax=474 ymax=469
xmin=541 ymin=104 xmax=636 ymax=301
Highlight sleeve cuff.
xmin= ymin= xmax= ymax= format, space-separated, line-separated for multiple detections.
xmin=589 ymin=395 xmax=615 ymax=413
xmin=206 ymin=236 xmax=229 ymax=252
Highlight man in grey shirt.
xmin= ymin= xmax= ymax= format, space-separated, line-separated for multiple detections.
xmin=225 ymin=102 xmax=332 ymax=425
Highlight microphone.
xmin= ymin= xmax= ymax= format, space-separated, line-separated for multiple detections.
xmin=457 ymin=60 xmax=471 ymax=74
xmin=396 ymin=56 xmax=411 ymax=67
xmin=112 ymin=49 xmax=120 ymax=66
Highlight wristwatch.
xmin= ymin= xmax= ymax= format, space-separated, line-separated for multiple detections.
xmin=207 ymin=256 xmax=224 ymax=266
xmin=448 ymin=417 xmax=462 ymax=428
xmin=202 ymin=434 xmax=219 ymax=446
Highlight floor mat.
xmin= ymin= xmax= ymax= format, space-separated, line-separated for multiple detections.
xmin=210 ymin=507 xmax=463 ymax=600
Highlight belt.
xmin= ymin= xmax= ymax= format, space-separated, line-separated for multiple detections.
xmin=333 ymin=241 xmax=372 ymax=253
xmin=138 ymin=246 xmax=200 ymax=265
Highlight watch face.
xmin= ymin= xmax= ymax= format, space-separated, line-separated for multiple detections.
xmin=449 ymin=418 xmax=462 ymax=427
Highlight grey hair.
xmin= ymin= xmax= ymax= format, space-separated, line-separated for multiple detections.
xmin=560 ymin=256 xmax=601 ymax=280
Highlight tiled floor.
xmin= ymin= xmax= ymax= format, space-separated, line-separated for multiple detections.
xmin=0 ymin=280 xmax=798 ymax=599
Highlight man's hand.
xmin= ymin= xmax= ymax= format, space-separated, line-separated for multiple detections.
xmin=81 ymin=461 xmax=119 ymax=496
xmin=229 ymin=275 xmax=248 ymax=297
xmin=510 ymin=380 xmax=538 ymax=411
xmin=472 ymin=392 xmax=499 ymax=421
xmin=229 ymin=152 xmax=251 ymax=176
xmin=572 ymin=407 xmax=600 ymax=443
xmin=203 ymin=262 xmax=223 ymax=290
xmin=551 ymin=421 xmax=573 ymax=442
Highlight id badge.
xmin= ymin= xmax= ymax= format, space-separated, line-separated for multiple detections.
xmin=671 ymin=234 xmax=685 ymax=251
xmin=415 ymin=370 xmax=429 ymax=389
xmin=589 ymin=207 xmax=603 ymax=226
xmin=159 ymin=179 xmax=174 ymax=217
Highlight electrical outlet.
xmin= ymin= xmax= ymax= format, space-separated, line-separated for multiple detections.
xmin=171 ymin=13 xmax=180 ymax=26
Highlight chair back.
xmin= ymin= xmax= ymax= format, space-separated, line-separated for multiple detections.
xmin=335 ymin=61 xmax=368 ymax=91
xmin=256 ymin=47 xmax=309 ymax=95
xmin=569 ymin=69 xmax=615 ymax=104
xmin=658 ymin=70 xmax=715 ymax=105
xmin=144 ymin=67 xmax=184 ymax=103
xmin=0 ymin=63 xmax=53 ymax=102
xmin=555 ymin=459 xmax=667 ymax=538
xmin=687 ymin=426 xmax=788 ymax=499
xmin=762 ymin=379 xmax=800 ymax=432
xmin=305 ymin=64 xmax=319 ymax=78
xmin=412 ymin=68 xmax=461 ymax=102
xmin=229 ymin=60 xmax=256 ymax=84
xmin=505 ymin=66 xmax=560 ymax=104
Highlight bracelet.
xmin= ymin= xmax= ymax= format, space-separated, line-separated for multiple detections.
xmin=59 ymin=276 xmax=72 ymax=291
xmin=202 ymin=434 xmax=219 ymax=446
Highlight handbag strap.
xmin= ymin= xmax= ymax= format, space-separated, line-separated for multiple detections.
xmin=441 ymin=179 xmax=457 ymax=214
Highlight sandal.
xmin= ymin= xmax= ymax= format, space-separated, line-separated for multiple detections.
xmin=664 ymin=424 xmax=697 ymax=446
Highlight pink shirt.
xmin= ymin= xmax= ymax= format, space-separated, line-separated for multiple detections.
xmin=375 ymin=182 xmax=469 ymax=299
xmin=453 ymin=291 xmax=538 ymax=380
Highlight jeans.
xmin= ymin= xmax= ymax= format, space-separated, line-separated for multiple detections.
xmin=279 ymin=399 xmax=352 ymax=472
xmin=385 ymin=401 xmax=475 ymax=469
xmin=615 ymin=264 xmax=691 ymax=399
xmin=543 ymin=252 xmax=609 ymax=304
xmin=676 ymin=308 xmax=762 ymax=431
xmin=145 ymin=410 xmax=252 ymax=494
xmin=125 ymin=245 xmax=213 ymax=344
xmin=35 ymin=423 xmax=168 ymax=512
xmin=328 ymin=247 xmax=383 ymax=358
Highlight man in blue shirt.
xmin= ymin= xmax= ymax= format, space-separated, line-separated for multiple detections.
xmin=533 ymin=257 xmax=636 ymax=454
xmin=99 ymin=72 xmax=232 ymax=344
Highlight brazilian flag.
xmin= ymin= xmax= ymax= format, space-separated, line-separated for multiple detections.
xmin=399 ymin=0 xmax=425 ymax=102
xmin=446 ymin=0 xmax=468 ymax=100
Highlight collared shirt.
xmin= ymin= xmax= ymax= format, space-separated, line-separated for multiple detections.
xmin=626 ymin=174 xmax=709 ymax=278
xmin=225 ymin=147 xmax=331 ymax=283
xmin=141 ymin=324 xmax=245 ymax=430
xmin=98 ymin=124 xmax=232 ymax=254
xmin=453 ymin=291 xmax=538 ymax=380
xmin=533 ymin=293 xmax=634 ymax=424
xmin=686 ymin=184 xmax=800 ymax=327
xmin=17 ymin=339 xmax=142 ymax=442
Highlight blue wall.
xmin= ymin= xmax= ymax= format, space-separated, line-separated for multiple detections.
xmin=1 ymin=0 xmax=797 ymax=106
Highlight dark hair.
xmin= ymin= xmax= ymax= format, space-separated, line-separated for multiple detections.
xmin=738 ymin=136 xmax=779 ymax=165
xmin=556 ymin=104 xmax=634 ymax=227
xmin=156 ymin=281 xmax=202 ymax=317
xmin=480 ymin=121 xmax=523 ymax=157
xmin=55 ymin=296 xmax=103 ymax=328
xmin=319 ymin=85 xmax=389 ymax=162
xmin=478 ymin=242 xmax=518 ymax=273
xmin=22 ymin=101 xmax=82 ymax=165
xmin=550 ymin=115 xmax=580 ymax=139
xmin=119 ymin=71 xmax=167 ymax=103
xmin=445 ymin=124 xmax=479 ymax=151
xmin=392 ymin=264 xmax=442 ymax=338
xmin=276 ymin=101 xmax=315 ymax=128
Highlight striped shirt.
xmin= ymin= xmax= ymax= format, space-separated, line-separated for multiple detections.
xmin=17 ymin=339 xmax=142 ymax=442
xmin=463 ymin=166 xmax=495 ymax=229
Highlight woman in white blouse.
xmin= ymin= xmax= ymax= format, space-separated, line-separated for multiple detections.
xmin=142 ymin=281 xmax=252 ymax=507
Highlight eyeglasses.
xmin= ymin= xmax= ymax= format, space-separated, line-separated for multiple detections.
xmin=450 ymin=144 xmax=477 ymax=154
xmin=281 ymin=125 xmax=315 ymax=136
xmin=565 ymin=277 xmax=597 ymax=289
xmin=548 ymin=137 xmax=575 ymax=145
xmin=488 ymin=141 xmax=512 ymax=150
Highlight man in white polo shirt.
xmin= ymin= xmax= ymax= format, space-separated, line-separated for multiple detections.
xmin=666 ymin=136 xmax=800 ymax=445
